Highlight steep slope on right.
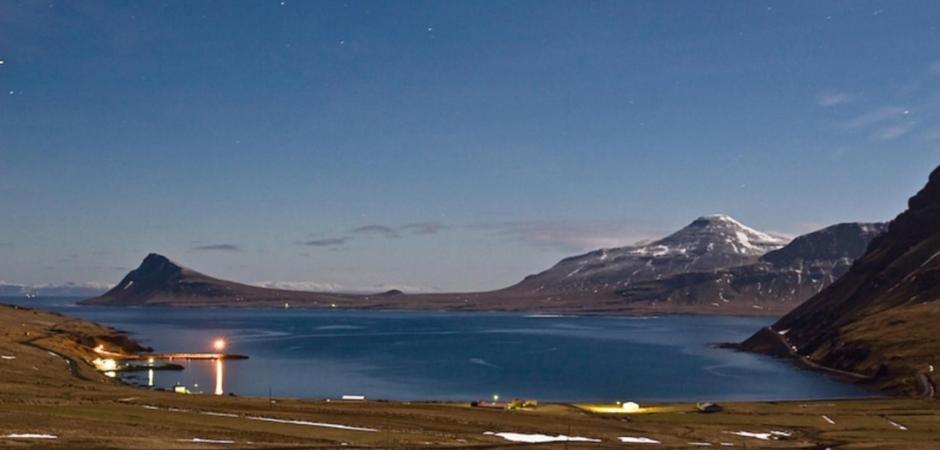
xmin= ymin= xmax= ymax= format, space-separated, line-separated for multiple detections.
xmin=742 ymin=165 xmax=940 ymax=396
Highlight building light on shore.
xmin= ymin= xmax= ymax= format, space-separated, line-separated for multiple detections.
xmin=93 ymin=358 xmax=118 ymax=372
xmin=621 ymin=401 xmax=640 ymax=412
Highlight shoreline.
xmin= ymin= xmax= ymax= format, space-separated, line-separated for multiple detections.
xmin=2 ymin=303 xmax=939 ymax=448
xmin=5 ymin=299 xmax=874 ymax=403
xmin=11 ymin=295 xmax=788 ymax=318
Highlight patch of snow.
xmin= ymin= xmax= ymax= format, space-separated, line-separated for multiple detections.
xmin=619 ymin=436 xmax=660 ymax=444
xmin=727 ymin=430 xmax=790 ymax=440
xmin=180 ymin=438 xmax=235 ymax=444
xmin=202 ymin=411 xmax=238 ymax=417
xmin=920 ymin=250 xmax=940 ymax=268
xmin=3 ymin=434 xmax=57 ymax=439
xmin=777 ymin=329 xmax=790 ymax=335
xmin=1 ymin=355 xmax=15 ymax=360
xmin=141 ymin=405 xmax=160 ymax=410
xmin=687 ymin=443 xmax=711 ymax=447
xmin=247 ymin=416 xmax=377 ymax=432
xmin=484 ymin=432 xmax=601 ymax=443
xmin=886 ymin=419 xmax=908 ymax=431
xmin=124 ymin=280 xmax=134 ymax=289
xmin=822 ymin=415 xmax=835 ymax=425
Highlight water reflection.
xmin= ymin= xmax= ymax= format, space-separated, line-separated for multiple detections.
xmin=214 ymin=360 xmax=224 ymax=395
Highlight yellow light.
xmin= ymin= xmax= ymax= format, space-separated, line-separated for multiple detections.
xmin=213 ymin=338 xmax=226 ymax=352
xmin=622 ymin=401 xmax=640 ymax=412
xmin=93 ymin=358 xmax=118 ymax=372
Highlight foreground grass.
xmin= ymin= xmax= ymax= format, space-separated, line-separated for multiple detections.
xmin=1 ymin=304 xmax=938 ymax=449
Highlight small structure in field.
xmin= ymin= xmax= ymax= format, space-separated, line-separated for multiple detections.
xmin=696 ymin=402 xmax=723 ymax=413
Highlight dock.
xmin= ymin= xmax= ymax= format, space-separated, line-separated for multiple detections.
xmin=119 ymin=353 xmax=249 ymax=361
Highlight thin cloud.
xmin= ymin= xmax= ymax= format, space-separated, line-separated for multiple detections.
xmin=351 ymin=224 xmax=400 ymax=238
xmin=400 ymin=222 xmax=447 ymax=235
xmin=300 ymin=237 xmax=348 ymax=247
xmin=873 ymin=122 xmax=916 ymax=141
xmin=476 ymin=220 xmax=664 ymax=253
xmin=930 ymin=59 xmax=940 ymax=75
xmin=816 ymin=91 xmax=852 ymax=107
xmin=191 ymin=244 xmax=241 ymax=252
xmin=844 ymin=106 xmax=909 ymax=129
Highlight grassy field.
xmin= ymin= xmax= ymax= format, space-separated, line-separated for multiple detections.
xmin=1 ymin=304 xmax=939 ymax=449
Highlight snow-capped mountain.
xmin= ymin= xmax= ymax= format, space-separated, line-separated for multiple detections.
xmin=617 ymin=222 xmax=887 ymax=310
xmin=511 ymin=214 xmax=790 ymax=293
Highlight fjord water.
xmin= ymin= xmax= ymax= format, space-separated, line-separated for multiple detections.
xmin=9 ymin=298 xmax=870 ymax=402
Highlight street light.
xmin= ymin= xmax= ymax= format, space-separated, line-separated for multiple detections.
xmin=213 ymin=338 xmax=226 ymax=352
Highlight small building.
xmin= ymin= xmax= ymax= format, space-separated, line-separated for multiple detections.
xmin=696 ymin=402 xmax=723 ymax=413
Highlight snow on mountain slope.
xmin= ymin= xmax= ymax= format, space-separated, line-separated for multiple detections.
xmin=512 ymin=214 xmax=790 ymax=292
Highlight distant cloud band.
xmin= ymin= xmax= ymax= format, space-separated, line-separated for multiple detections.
xmin=191 ymin=244 xmax=241 ymax=252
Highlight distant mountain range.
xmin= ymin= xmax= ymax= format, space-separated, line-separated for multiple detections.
xmin=0 ymin=281 xmax=111 ymax=298
xmin=82 ymin=214 xmax=884 ymax=315
xmin=741 ymin=166 xmax=940 ymax=396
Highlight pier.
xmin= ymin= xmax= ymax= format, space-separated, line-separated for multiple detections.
xmin=120 ymin=353 xmax=249 ymax=361
xmin=94 ymin=344 xmax=248 ymax=361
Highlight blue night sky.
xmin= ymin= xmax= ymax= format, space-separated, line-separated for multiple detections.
xmin=1 ymin=0 xmax=939 ymax=291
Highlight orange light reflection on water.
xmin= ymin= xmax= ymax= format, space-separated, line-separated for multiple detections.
xmin=214 ymin=359 xmax=224 ymax=395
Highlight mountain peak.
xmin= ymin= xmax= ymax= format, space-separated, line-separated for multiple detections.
xmin=695 ymin=213 xmax=738 ymax=223
xmin=512 ymin=214 xmax=790 ymax=292
xmin=137 ymin=253 xmax=186 ymax=275
xmin=142 ymin=252 xmax=172 ymax=266
xmin=659 ymin=215 xmax=789 ymax=256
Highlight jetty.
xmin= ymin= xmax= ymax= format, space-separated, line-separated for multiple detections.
xmin=119 ymin=353 xmax=248 ymax=361
xmin=94 ymin=345 xmax=248 ymax=361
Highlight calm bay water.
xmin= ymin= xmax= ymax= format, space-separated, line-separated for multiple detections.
xmin=5 ymin=298 xmax=871 ymax=402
